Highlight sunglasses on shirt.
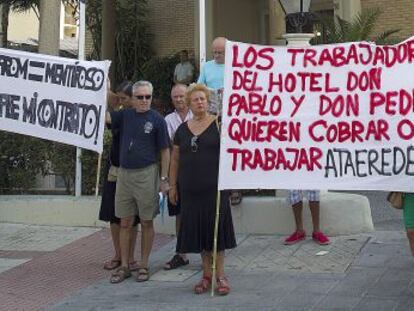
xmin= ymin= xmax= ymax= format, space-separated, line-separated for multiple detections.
xmin=190 ymin=136 xmax=198 ymax=153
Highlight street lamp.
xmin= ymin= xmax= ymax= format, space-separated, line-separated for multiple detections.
xmin=279 ymin=0 xmax=312 ymax=33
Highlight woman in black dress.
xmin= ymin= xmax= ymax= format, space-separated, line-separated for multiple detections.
xmin=99 ymin=81 xmax=140 ymax=275
xmin=169 ymin=84 xmax=236 ymax=295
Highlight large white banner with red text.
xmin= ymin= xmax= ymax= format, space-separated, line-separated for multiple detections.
xmin=218 ymin=38 xmax=414 ymax=191
xmin=0 ymin=48 xmax=110 ymax=153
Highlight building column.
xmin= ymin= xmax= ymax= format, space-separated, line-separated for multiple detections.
xmin=334 ymin=0 xmax=361 ymax=22
xmin=38 ymin=0 xmax=61 ymax=55
xmin=268 ymin=0 xmax=286 ymax=45
xmin=195 ymin=0 xmax=214 ymax=66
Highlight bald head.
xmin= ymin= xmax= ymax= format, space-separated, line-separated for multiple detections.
xmin=171 ymin=84 xmax=188 ymax=113
xmin=212 ymin=37 xmax=226 ymax=64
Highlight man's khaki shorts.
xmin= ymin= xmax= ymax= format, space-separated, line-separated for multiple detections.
xmin=115 ymin=164 xmax=159 ymax=221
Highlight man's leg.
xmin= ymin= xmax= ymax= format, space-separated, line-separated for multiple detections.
xmin=284 ymin=190 xmax=306 ymax=245
xmin=136 ymin=219 xmax=154 ymax=282
xmin=140 ymin=219 xmax=154 ymax=268
xmin=309 ymin=198 xmax=330 ymax=245
xmin=292 ymin=201 xmax=304 ymax=232
xmin=128 ymin=223 xmax=138 ymax=270
xmin=110 ymin=216 xmax=133 ymax=283
xmin=309 ymin=201 xmax=320 ymax=232
xmin=119 ymin=216 xmax=134 ymax=268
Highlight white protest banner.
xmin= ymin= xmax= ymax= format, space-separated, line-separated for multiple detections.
xmin=218 ymin=38 xmax=414 ymax=192
xmin=0 ymin=48 xmax=110 ymax=153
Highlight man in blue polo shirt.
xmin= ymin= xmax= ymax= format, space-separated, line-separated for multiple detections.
xmin=106 ymin=80 xmax=170 ymax=283
xmin=197 ymin=36 xmax=226 ymax=115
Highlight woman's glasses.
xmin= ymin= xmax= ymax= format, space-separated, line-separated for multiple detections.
xmin=190 ymin=136 xmax=198 ymax=153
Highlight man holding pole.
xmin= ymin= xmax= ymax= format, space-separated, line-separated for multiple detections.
xmin=164 ymin=84 xmax=193 ymax=270
xmin=106 ymin=80 xmax=170 ymax=283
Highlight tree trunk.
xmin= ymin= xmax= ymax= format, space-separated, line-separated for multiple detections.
xmin=101 ymin=0 xmax=116 ymax=80
xmin=0 ymin=4 xmax=10 ymax=48
xmin=38 ymin=0 xmax=61 ymax=55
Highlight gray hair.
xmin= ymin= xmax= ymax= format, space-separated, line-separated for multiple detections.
xmin=133 ymin=80 xmax=153 ymax=94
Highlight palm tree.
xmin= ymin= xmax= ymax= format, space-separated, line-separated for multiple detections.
xmin=315 ymin=8 xmax=400 ymax=45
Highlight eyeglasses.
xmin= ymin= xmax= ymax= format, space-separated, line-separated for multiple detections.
xmin=134 ymin=95 xmax=152 ymax=100
xmin=190 ymin=136 xmax=198 ymax=153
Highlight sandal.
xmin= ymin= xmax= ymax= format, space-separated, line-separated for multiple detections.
xmin=164 ymin=254 xmax=189 ymax=270
xmin=230 ymin=191 xmax=242 ymax=206
xmin=136 ymin=267 xmax=150 ymax=282
xmin=216 ymin=276 xmax=230 ymax=295
xmin=109 ymin=266 xmax=131 ymax=284
xmin=194 ymin=275 xmax=212 ymax=294
xmin=129 ymin=260 xmax=139 ymax=271
xmin=103 ymin=259 xmax=121 ymax=270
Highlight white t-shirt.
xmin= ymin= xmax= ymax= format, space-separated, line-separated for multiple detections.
xmin=174 ymin=62 xmax=194 ymax=83
xmin=165 ymin=110 xmax=193 ymax=140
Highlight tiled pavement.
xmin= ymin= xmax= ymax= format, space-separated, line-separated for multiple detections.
xmin=0 ymin=224 xmax=172 ymax=311
xmin=1 ymin=223 xmax=414 ymax=311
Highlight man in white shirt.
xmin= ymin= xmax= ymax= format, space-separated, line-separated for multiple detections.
xmin=173 ymin=50 xmax=194 ymax=85
xmin=164 ymin=84 xmax=193 ymax=270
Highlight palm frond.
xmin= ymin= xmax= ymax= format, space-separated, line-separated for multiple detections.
xmin=319 ymin=7 xmax=401 ymax=44
xmin=375 ymin=29 xmax=401 ymax=45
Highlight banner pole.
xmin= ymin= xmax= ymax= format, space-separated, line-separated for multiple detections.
xmin=95 ymin=153 xmax=102 ymax=196
xmin=210 ymin=189 xmax=221 ymax=297
xmin=75 ymin=0 xmax=86 ymax=197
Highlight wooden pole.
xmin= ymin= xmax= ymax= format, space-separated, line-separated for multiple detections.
xmin=210 ymin=190 xmax=221 ymax=296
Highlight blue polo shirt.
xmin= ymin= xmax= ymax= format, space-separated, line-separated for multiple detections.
xmin=197 ymin=60 xmax=224 ymax=90
xmin=110 ymin=109 xmax=170 ymax=169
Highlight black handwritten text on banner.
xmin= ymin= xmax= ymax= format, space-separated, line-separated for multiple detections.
xmin=218 ymin=39 xmax=414 ymax=192
xmin=0 ymin=48 xmax=110 ymax=153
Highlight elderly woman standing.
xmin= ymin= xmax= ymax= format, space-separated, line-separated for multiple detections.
xmin=169 ymin=84 xmax=236 ymax=295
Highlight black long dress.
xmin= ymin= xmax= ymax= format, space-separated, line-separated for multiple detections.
xmin=174 ymin=121 xmax=236 ymax=253
xmin=98 ymin=127 xmax=121 ymax=223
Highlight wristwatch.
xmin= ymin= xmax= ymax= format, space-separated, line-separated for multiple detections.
xmin=161 ymin=176 xmax=169 ymax=182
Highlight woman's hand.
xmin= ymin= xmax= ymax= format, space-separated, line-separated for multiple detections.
xmin=169 ymin=185 xmax=178 ymax=205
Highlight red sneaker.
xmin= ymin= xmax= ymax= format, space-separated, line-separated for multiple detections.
xmin=312 ymin=231 xmax=330 ymax=245
xmin=284 ymin=231 xmax=306 ymax=245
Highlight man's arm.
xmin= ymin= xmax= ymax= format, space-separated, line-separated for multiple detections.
xmin=160 ymin=148 xmax=170 ymax=194
xmin=197 ymin=64 xmax=206 ymax=84
xmin=105 ymin=111 xmax=112 ymax=124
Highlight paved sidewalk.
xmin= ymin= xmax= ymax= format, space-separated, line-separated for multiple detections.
xmin=0 ymin=223 xmax=413 ymax=311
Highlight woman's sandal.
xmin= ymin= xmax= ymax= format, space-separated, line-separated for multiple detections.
xmin=103 ymin=259 xmax=121 ymax=270
xmin=136 ymin=267 xmax=150 ymax=282
xmin=194 ymin=275 xmax=212 ymax=294
xmin=109 ymin=266 xmax=131 ymax=284
xmin=164 ymin=254 xmax=190 ymax=270
xmin=216 ymin=276 xmax=230 ymax=296
xmin=129 ymin=260 xmax=139 ymax=272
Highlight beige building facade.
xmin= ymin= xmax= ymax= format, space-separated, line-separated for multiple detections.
xmin=8 ymin=4 xmax=77 ymax=43
xmin=147 ymin=0 xmax=414 ymax=62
